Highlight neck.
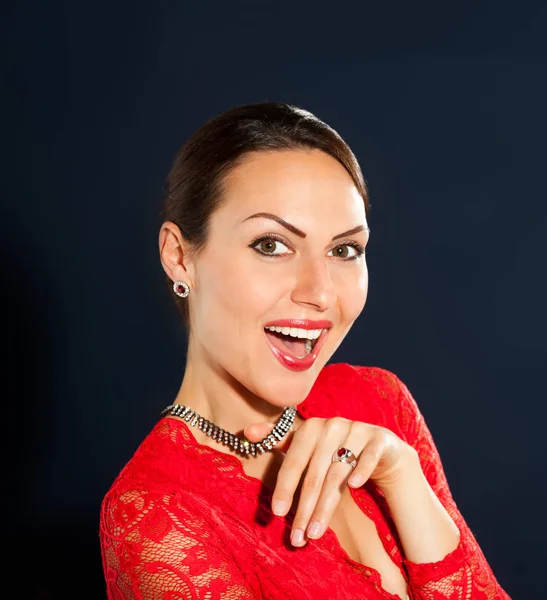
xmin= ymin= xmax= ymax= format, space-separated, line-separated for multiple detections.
xmin=174 ymin=348 xmax=287 ymax=447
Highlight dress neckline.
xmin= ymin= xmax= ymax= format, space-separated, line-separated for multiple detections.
xmin=161 ymin=409 xmax=406 ymax=600
xmin=161 ymin=404 xmax=308 ymax=498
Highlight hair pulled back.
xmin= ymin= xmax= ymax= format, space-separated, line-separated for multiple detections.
xmin=163 ymin=102 xmax=370 ymax=328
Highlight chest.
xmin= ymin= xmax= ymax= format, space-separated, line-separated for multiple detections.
xmin=328 ymin=487 xmax=408 ymax=599
xmin=247 ymin=453 xmax=408 ymax=599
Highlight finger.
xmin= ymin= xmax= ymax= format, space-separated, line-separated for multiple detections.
xmin=243 ymin=422 xmax=276 ymax=443
xmin=347 ymin=435 xmax=385 ymax=488
xmin=270 ymin=418 xmax=322 ymax=519
xmin=243 ymin=416 xmax=299 ymax=454
xmin=289 ymin=418 xmax=355 ymax=545
xmin=304 ymin=461 xmax=356 ymax=541
xmin=304 ymin=423 xmax=376 ymax=541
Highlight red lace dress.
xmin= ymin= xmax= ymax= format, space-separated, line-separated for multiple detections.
xmin=100 ymin=363 xmax=511 ymax=599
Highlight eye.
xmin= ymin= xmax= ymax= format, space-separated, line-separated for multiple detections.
xmin=249 ymin=236 xmax=366 ymax=261
xmin=328 ymin=242 xmax=365 ymax=261
xmin=250 ymin=235 xmax=292 ymax=257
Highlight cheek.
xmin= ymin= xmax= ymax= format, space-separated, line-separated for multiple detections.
xmin=193 ymin=257 xmax=284 ymax=341
xmin=218 ymin=260 xmax=284 ymax=315
xmin=339 ymin=263 xmax=369 ymax=319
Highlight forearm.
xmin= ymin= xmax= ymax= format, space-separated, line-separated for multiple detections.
xmin=379 ymin=452 xmax=461 ymax=564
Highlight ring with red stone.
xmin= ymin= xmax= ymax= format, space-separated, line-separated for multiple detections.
xmin=331 ymin=447 xmax=357 ymax=469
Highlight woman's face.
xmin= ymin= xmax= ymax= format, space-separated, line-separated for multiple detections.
xmin=185 ymin=149 xmax=369 ymax=407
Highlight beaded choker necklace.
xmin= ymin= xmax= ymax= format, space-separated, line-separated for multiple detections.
xmin=160 ymin=403 xmax=297 ymax=458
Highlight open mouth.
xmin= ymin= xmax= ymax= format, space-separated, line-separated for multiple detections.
xmin=264 ymin=326 xmax=323 ymax=359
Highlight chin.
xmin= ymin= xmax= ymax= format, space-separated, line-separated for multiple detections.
xmin=255 ymin=365 xmax=325 ymax=409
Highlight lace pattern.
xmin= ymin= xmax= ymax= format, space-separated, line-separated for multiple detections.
xmin=100 ymin=363 xmax=511 ymax=599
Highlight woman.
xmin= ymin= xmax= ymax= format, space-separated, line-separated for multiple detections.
xmin=100 ymin=102 xmax=510 ymax=599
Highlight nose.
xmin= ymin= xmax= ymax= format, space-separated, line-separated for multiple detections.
xmin=290 ymin=256 xmax=336 ymax=312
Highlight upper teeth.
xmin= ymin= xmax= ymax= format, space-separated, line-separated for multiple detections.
xmin=265 ymin=326 xmax=323 ymax=340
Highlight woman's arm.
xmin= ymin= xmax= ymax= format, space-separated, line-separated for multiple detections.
xmin=378 ymin=452 xmax=461 ymax=564
xmin=355 ymin=366 xmax=512 ymax=600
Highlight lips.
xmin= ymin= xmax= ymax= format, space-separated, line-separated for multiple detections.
xmin=263 ymin=319 xmax=333 ymax=330
xmin=263 ymin=319 xmax=332 ymax=372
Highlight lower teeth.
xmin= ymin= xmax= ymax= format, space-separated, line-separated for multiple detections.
xmin=305 ymin=339 xmax=312 ymax=353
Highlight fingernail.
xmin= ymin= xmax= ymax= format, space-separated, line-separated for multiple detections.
xmin=307 ymin=521 xmax=323 ymax=538
xmin=348 ymin=473 xmax=365 ymax=487
xmin=272 ymin=500 xmax=289 ymax=516
xmin=291 ymin=528 xmax=304 ymax=545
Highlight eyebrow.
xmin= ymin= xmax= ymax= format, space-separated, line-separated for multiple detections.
xmin=242 ymin=212 xmax=369 ymax=241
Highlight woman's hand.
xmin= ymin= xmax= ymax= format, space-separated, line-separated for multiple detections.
xmin=243 ymin=416 xmax=419 ymax=547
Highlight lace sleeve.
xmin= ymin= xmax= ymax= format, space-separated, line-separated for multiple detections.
xmin=100 ymin=488 xmax=259 ymax=600
xmin=387 ymin=371 xmax=511 ymax=600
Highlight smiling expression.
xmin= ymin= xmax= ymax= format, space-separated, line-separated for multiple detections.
xmin=179 ymin=148 xmax=370 ymax=407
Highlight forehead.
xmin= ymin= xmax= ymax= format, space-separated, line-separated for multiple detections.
xmin=219 ymin=149 xmax=366 ymax=226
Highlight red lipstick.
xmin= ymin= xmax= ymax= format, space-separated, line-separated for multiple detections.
xmin=263 ymin=319 xmax=332 ymax=372
xmin=263 ymin=319 xmax=333 ymax=330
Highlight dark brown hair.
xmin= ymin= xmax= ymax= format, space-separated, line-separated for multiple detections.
xmin=162 ymin=101 xmax=370 ymax=328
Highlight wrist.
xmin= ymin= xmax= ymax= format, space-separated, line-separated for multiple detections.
xmin=375 ymin=447 xmax=461 ymax=563
xmin=376 ymin=446 xmax=424 ymax=497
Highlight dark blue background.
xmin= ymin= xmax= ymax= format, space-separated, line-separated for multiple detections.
xmin=4 ymin=2 xmax=546 ymax=598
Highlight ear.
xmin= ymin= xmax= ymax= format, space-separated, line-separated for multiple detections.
xmin=158 ymin=221 xmax=195 ymax=285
